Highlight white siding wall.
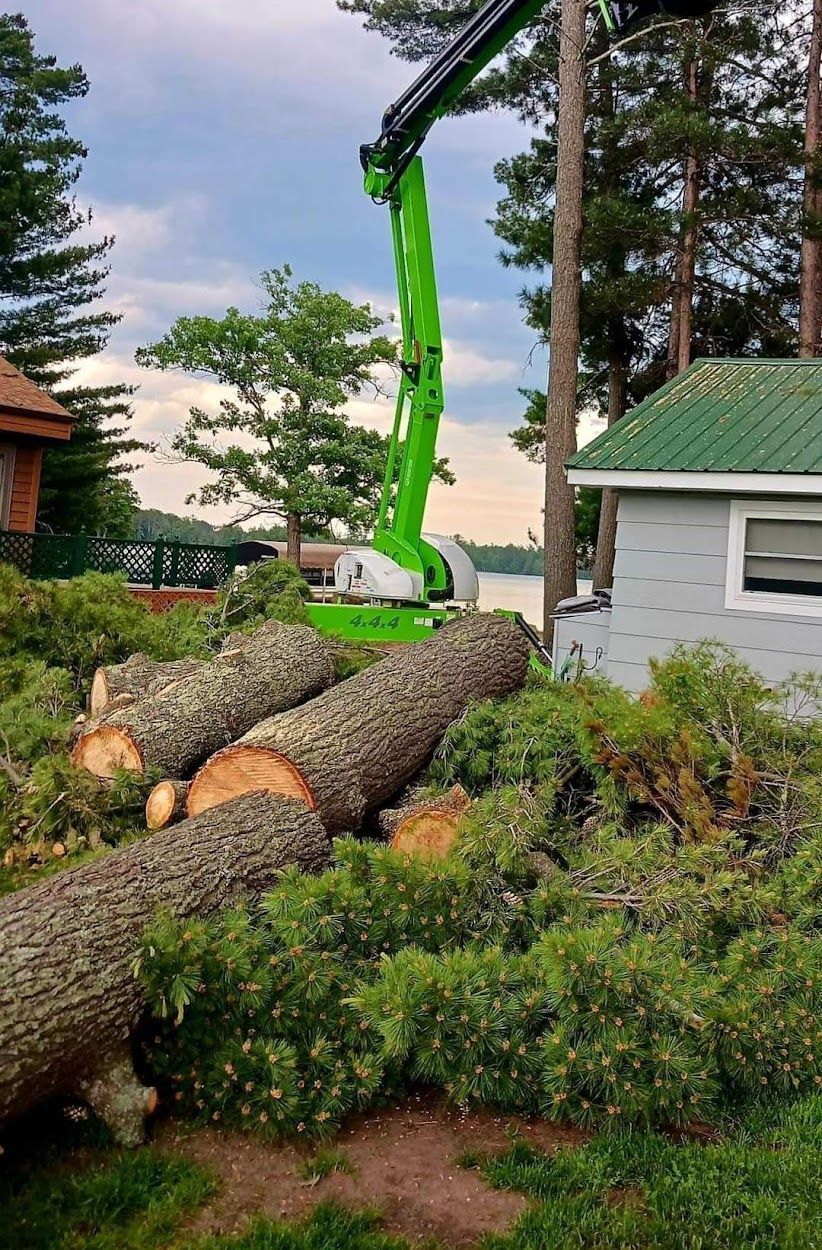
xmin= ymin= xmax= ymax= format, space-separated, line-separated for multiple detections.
xmin=608 ymin=491 xmax=822 ymax=691
xmin=553 ymin=610 xmax=611 ymax=677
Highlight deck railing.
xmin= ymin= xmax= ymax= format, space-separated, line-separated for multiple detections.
xmin=0 ymin=530 xmax=239 ymax=590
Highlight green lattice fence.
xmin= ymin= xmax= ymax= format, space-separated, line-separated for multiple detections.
xmin=0 ymin=531 xmax=239 ymax=590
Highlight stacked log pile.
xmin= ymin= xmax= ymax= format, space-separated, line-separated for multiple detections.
xmin=74 ymin=620 xmax=335 ymax=780
xmin=187 ymin=613 xmax=529 ymax=831
xmin=0 ymin=612 xmax=531 ymax=1142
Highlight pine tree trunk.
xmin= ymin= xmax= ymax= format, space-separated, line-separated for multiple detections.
xmin=592 ymin=355 xmax=628 ymax=590
xmin=188 ymin=613 xmax=530 ymax=833
xmin=90 ymin=655 xmax=205 ymax=717
xmin=667 ymin=56 xmax=702 ymax=379
xmin=543 ymin=0 xmax=587 ymax=645
xmin=0 ymin=794 xmax=330 ymax=1144
xmin=800 ymin=0 xmax=822 ymax=358
xmin=74 ymin=621 xmax=334 ymax=780
xmin=287 ymin=512 xmax=302 ymax=569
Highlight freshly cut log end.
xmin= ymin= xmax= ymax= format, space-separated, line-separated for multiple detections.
xmin=383 ymin=785 xmax=471 ymax=860
xmin=145 ymin=780 xmax=190 ymax=830
xmin=72 ymin=725 xmax=144 ymax=778
xmin=188 ymin=747 xmax=315 ymax=817
xmin=391 ymin=811 xmax=461 ymax=860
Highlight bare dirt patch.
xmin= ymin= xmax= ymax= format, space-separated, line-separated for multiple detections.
xmin=156 ymin=1091 xmax=587 ymax=1247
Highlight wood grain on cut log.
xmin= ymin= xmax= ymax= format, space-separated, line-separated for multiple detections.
xmin=0 ymin=793 xmax=330 ymax=1146
xmin=188 ymin=614 xmax=530 ymax=832
xmin=90 ymin=654 xmax=205 ymax=716
xmin=145 ymin=780 xmax=190 ymax=830
xmin=379 ymin=785 xmax=471 ymax=860
xmin=74 ymin=621 xmax=335 ymax=781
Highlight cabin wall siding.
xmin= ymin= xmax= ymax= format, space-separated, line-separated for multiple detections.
xmin=608 ymin=490 xmax=822 ymax=691
xmin=7 ymin=444 xmax=42 ymax=532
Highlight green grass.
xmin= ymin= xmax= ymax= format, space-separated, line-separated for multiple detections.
xmin=481 ymin=1095 xmax=822 ymax=1250
xmin=1 ymin=1147 xmax=215 ymax=1250
xmin=296 ymin=1147 xmax=357 ymax=1185
xmin=2 ymin=1097 xmax=819 ymax=1250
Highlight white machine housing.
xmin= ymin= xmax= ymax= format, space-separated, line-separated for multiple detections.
xmin=334 ymin=533 xmax=479 ymax=604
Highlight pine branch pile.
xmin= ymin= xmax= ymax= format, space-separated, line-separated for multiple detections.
xmin=138 ymin=644 xmax=820 ymax=1139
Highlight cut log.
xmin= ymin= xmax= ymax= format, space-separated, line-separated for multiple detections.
xmin=188 ymin=614 xmax=530 ymax=832
xmin=0 ymin=793 xmax=330 ymax=1146
xmin=90 ymin=654 xmax=205 ymax=716
xmin=74 ymin=620 xmax=335 ymax=781
xmin=145 ymin=780 xmax=190 ymax=830
xmin=379 ymin=785 xmax=471 ymax=859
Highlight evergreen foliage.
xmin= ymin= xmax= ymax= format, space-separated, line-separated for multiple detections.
xmin=0 ymin=14 xmax=144 ymax=535
xmin=138 ymin=643 xmax=820 ymax=1139
xmin=0 ymin=560 xmax=315 ymax=878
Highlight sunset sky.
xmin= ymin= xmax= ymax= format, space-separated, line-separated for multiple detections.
xmin=26 ymin=0 xmax=603 ymax=543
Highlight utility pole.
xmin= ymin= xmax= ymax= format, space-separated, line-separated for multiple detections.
xmin=800 ymin=0 xmax=822 ymax=359
xmin=543 ymin=0 xmax=587 ymax=645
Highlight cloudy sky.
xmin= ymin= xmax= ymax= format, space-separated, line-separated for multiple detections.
xmin=26 ymin=0 xmax=598 ymax=543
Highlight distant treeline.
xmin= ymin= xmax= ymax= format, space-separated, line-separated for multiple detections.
xmin=131 ymin=510 xmax=549 ymax=576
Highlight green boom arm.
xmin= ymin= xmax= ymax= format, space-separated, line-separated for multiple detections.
xmin=362 ymin=0 xmax=550 ymax=601
xmin=361 ymin=0 xmax=721 ymax=600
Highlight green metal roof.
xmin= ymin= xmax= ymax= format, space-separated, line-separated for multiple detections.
xmin=567 ymin=359 xmax=822 ymax=475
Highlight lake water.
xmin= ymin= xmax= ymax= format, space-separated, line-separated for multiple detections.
xmin=477 ymin=571 xmax=593 ymax=627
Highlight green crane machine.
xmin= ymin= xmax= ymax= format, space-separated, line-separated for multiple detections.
xmin=306 ymin=0 xmax=720 ymax=647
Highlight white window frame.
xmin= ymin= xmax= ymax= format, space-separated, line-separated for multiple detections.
xmin=0 ymin=443 xmax=15 ymax=530
xmin=725 ymin=497 xmax=822 ymax=619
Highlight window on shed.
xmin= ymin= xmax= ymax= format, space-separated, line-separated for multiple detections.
xmin=743 ymin=517 xmax=822 ymax=596
xmin=726 ymin=500 xmax=822 ymax=618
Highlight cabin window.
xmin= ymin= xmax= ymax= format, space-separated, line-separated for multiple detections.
xmin=726 ymin=499 xmax=822 ymax=618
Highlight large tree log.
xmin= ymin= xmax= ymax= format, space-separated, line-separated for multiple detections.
xmin=90 ymin=654 xmax=206 ymax=716
xmin=0 ymin=793 xmax=330 ymax=1146
xmin=188 ymin=613 xmax=530 ymax=832
xmin=73 ymin=621 xmax=335 ymax=780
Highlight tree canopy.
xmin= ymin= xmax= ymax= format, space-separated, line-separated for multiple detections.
xmin=136 ymin=267 xmax=452 ymax=564
xmin=0 ymin=13 xmax=142 ymax=536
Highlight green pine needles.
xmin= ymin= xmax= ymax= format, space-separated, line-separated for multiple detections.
xmin=137 ymin=644 xmax=820 ymax=1139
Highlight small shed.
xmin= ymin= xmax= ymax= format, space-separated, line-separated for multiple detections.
xmin=560 ymin=358 xmax=822 ymax=691
xmin=0 ymin=357 xmax=73 ymax=532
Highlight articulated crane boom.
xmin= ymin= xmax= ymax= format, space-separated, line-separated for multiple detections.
xmin=309 ymin=0 xmax=722 ymax=644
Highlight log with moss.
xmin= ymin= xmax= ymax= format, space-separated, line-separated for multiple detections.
xmin=187 ymin=614 xmax=530 ymax=832
xmin=0 ymin=793 xmax=330 ymax=1146
xmin=73 ymin=621 xmax=335 ymax=780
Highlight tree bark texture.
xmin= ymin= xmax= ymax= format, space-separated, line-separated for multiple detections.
xmin=800 ymin=0 xmax=822 ymax=358
xmin=90 ymin=655 xmax=205 ymax=716
xmin=592 ymin=356 xmax=628 ymax=590
xmin=0 ymin=793 xmax=330 ymax=1144
xmin=667 ymin=55 xmax=702 ymax=380
xmin=543 ymin=0 xmax=587 ymax=646
xmin=287 ymin=511 xmax=302 ymax=569
xmin=188 ymin=613 xmax=530 ymax=833
xmin=145 ymin=780 xmax=190 ymax=830
xmin=73 ymin=621 xmax=335 ymax=780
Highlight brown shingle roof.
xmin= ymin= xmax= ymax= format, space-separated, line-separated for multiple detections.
xmin=0 ymin=356 xmax=73 ymax=421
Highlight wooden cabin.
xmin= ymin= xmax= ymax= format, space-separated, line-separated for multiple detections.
xmin=0 ymin=357 xmax=73 ymax=532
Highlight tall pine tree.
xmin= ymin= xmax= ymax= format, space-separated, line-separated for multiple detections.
xmin=0 ymin=13 xmax=142 ymax=536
